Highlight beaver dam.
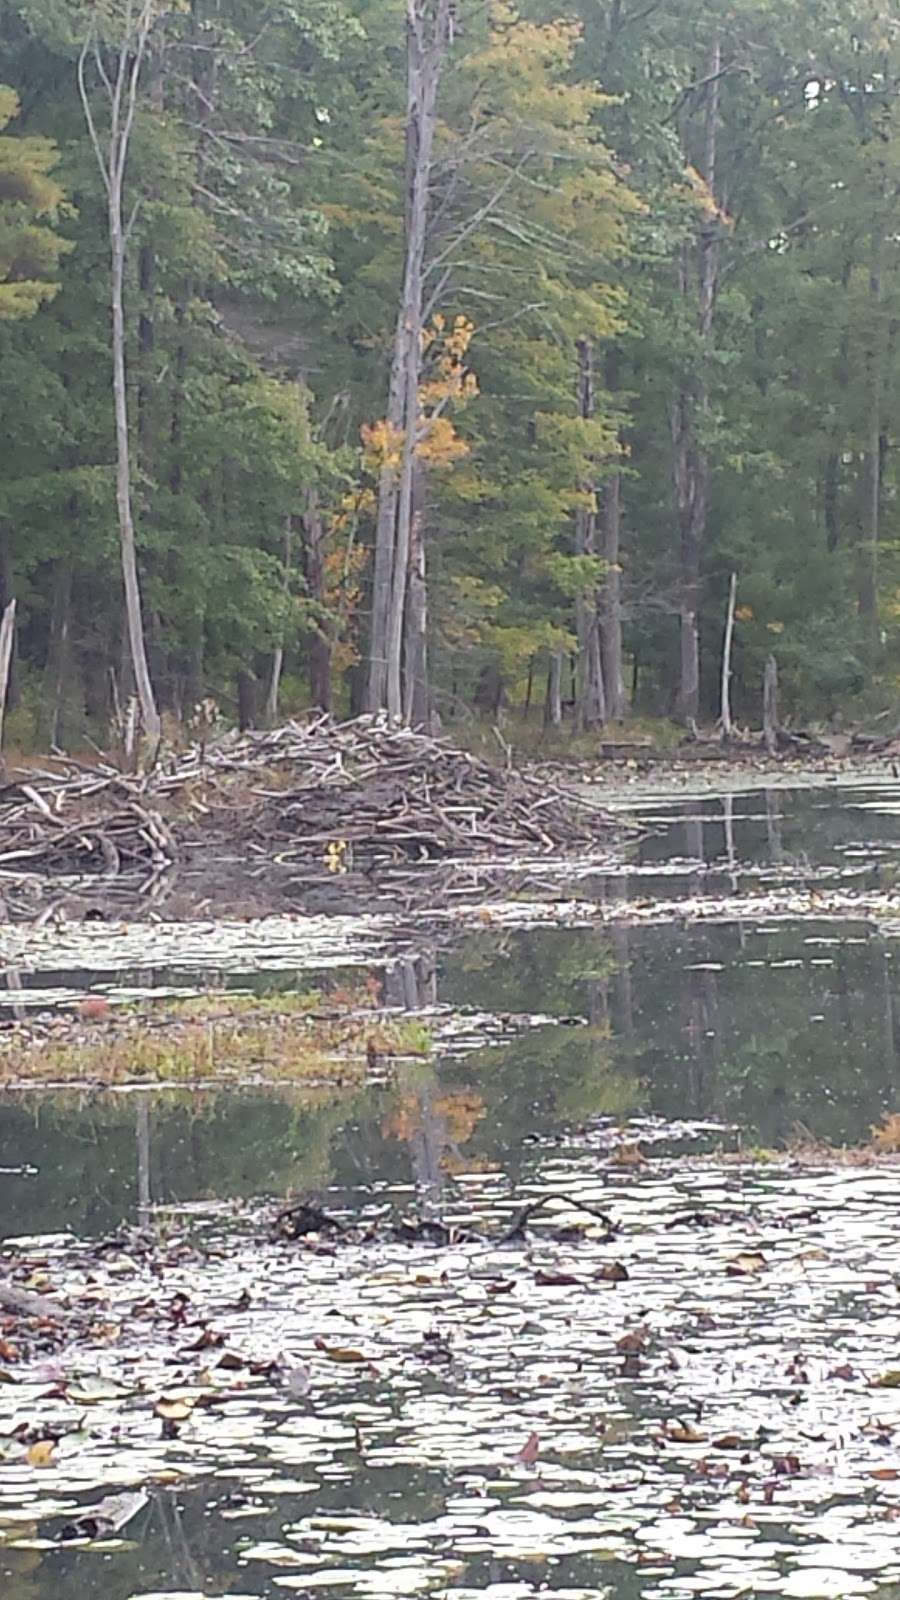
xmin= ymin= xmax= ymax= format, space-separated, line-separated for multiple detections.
xmin=0 ymin=717 xmax=623 ymax=919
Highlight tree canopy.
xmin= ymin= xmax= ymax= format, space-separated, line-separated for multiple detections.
xmin=0 ymin=0 xmax=898 ymax=744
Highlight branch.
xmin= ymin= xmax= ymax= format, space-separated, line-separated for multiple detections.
xmin=115 ymin=0 xmax=155 ymax=192
xmin=92 ymin=33 xmax=113 ymax=99
xmin=667 ymin=60 xmax=752 ymax=123
xmin=77 ymin=31 xmax=111 ymax=195
xmin=426 ymin=152 xmax=533 ymax=278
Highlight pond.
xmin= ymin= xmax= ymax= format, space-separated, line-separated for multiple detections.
xmin=4 ymin=777 xmax=900 ymax=1600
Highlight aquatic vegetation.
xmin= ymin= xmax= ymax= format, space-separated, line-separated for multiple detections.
xmin=0 ymin=990 xmax=431 ymax=1087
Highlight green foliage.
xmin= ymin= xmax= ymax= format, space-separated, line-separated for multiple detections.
xmin=1 ymin=0 xmax=900 ymax=738
xmin=0 ymin=83 xmax=69 ymax=317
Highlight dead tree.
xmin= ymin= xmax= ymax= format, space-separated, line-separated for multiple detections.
xmin=671 ymin=35 xmax=722 ymax=725
xmin=367 ymin=0 xmax=453 ymax=721
xmin=720 ymin=571 xmax=737 ymax=740
xmin=0 ymin=598 xmax=15 ymax=761
xmin=574 ymin=338 xmax=607 ymax=731
xmin=78 ymin=1 xmax=161 ymax=739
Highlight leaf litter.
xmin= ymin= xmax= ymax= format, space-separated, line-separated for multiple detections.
xmin=6 ymin=780 xmax=900 ymax=1598
xmin=3 ymin=1159 xmax=900 ymax=1596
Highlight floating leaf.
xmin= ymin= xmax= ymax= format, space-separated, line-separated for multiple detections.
xmin=514 ymin=1431 xmax=540 ymax=1466
xmin=727 ymin=1251 xmax=768 ymax=1276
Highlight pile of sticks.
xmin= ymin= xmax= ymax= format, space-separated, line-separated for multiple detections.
xmin=0 ymin=716 xmax=617 ymax=888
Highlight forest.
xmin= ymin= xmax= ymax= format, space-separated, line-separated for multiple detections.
xmin=0 ymin=0 xmax=898 ymax=747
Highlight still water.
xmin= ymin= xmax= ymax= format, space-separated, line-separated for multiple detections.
xmin=4 ymin=780 xmax=900 ymax=1600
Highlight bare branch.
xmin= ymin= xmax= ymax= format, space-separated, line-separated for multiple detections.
xmin=426 ymin=153 xmax=533 ymax=278
xmin=115 ymin=1 xmax=156 ymax=192
xmin=77 ymin=31 xmax=111 ymax=196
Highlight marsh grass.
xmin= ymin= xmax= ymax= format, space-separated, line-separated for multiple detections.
xmin=0 ymin=989 xmax=432 ymax=1087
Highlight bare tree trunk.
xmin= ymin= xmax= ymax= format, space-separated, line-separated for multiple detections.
xmin=0 ymin=600 xmax=16 ymax=761
xmin=720 ymin=571 xmax=737 ymax=740
xmin=523 ymin=656 xmax=535 ymax=720
xmin=822 ymin=260 xmax=852 ymax=553
xmin=265 ymin=516 xmax=293 ymax=726
xmin=43 ymin=561 xmax=73 ymax=748
xmin=0 ymin=534 xmax=17 ymax=715
xmin=672 ymin=36 xmax=721 ymax=726
xmin=858 ymin=233 xmax=883 ymax=652
xmin=404 ymin=463 xmax=429 ymax=727
xmin=598 ymin=351 xmax=626 ymax=719
xmin=671 ymin=371 xmax=701 ymax=723
xmin=599 ymin=468 xmax=625 ymax=719
xmin=111 ymin=216 xmax=159 ymax=737
xmin=79 ymin=8 xmax=161 ymax=741
xmin=574 ymin=338 xmax=606 ymax=731
xmin=763 ymin=654 xmax=779 ymax=756
xmin=367 ymin=0 xmax=451 ymax=719
xmin=301 ymin=496 xmax=333 ymax=714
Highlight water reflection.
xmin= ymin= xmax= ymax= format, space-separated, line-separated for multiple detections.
xmin=6 ymin=782 xmax=900 ymax=1600
xmin=5 ymin=931 xmax=900 ymax=1235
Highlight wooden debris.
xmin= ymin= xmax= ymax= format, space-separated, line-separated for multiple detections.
xmin=0 ymin=716 xmax=618 ymax=901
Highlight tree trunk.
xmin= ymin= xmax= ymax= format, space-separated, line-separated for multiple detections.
xmin=720 ymin=570 xmax=737 ymax=740
xmin=0 ymin=600 xmax=16 ymax=762
xmin=574 ymin=337 xmax=606 ymax=731
xmin=265 ymin=517 xmax=292 ymax=727
xmin=672 ymin=36 xmax=721 ymax=726
xmin=598 ymin=350 xmax=626 ymax=719
xmin=599 ymin=468 xmax=625 ymax=719
xmin=237 ymin=669 xmax=258 ymax=731
xmin=79 ymin=13 xmax=162 ymax=741
xmin=367 ymin=0 xmax=451 ymax=719
xmin=523 ymin=656 xmax=534 ymax=720
xmin=858 ymin=234 xmax=884 ymax=653
xmin=110 ymin=215 xmax=160 ymax=739
xmin=0 ymin=533 xmax=17 ymax=713
xmin=404 ymin=462 xmax=429 ymax=727
xmin=43 ymin=560 xmax=73 ymax=748
xmin=545 ymin=651 xmax=564 ymax=728
xmin=298 ymin=497 xmax=332 ymax=714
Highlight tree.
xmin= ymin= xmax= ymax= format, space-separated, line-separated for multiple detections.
xmin=0 ymin=85 xmax=68 ymax=319
xmin=77 ymin=0 xmax=161 ymax=737
xmin=366 ymin=0 xmax=453 ymax=721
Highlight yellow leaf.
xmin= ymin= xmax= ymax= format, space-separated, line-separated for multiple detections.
xmin=870 ymin=1112 xmax=900 ymax=1152
xmin=664 ymin=1421 xmax=707 ymax=1444
xmin=26 ymin=1440 xmax=56 ymax=1468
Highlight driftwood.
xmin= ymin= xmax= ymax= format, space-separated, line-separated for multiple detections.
xmin=0 ymin=715 xmax=619 ymax=897
xmin=271 ymin=1190 xmax=619 ymax=1250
